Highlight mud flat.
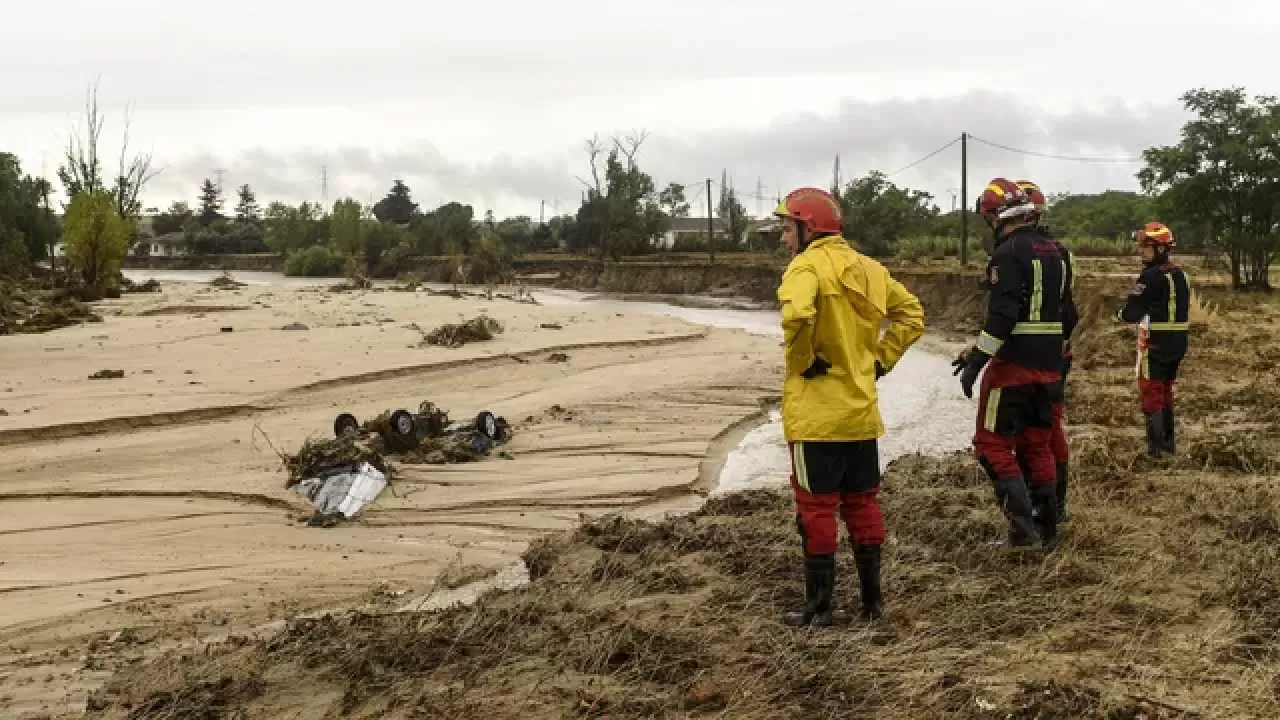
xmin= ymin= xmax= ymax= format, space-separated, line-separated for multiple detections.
xmin=0 ymin=280 xmax=783 ymax=717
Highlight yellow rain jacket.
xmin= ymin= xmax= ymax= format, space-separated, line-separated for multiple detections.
xmin=777 ymin=236 xmax=925 ymax=442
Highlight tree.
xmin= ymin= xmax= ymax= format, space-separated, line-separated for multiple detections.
xmin=330 ymin=198 xmax=366 ymax=259
xmin=572 ymin=131 xmax=666 ymax=259
xmin=1045 ymin=191 xmax=1156 ymax=241
xmin=415 ymin=202 xmax=476 ymax=256
xmin=372 ymin=180 xmax=419 ymax=225
xmin=58 ymin=82 xmax=158 ymax=219
xmin=659 ymin=183 xmax=690 ymax=218
xmin=235 ymin=185 xmax=261 ymax=223
xmin=198 ymin=179 xmax=224 ymax=226
xmin=62 ymin=190 xmax=133 ymax=289
xmin=718 ymin=173 xmax=749 ymax=251
xmin=264 ymin=202 xmax=324 ymax=255
xmin=1139 ymin=87 xmax=1280 ymax=289
xmin=838 ymin=171 xmax=939 ymax=257
xmin=0 ymin=153 xmax=57 ymax=272
xmin=153 ymin=201 xmax=194 ymax=236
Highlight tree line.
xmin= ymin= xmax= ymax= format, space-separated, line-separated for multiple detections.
xmin=1 ymin=85 xmax=1278 ymax=291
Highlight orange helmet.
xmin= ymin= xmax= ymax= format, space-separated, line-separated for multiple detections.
xmin=774 ymin=187 xmax=843 ymax=235
xmin=1134 ymin=222 xmax=1175 ymax=248
xmin=976 ymin=178 xmax=1036 ymax=225
xmin=1015 ymin=180 xmax=1048 ymax=216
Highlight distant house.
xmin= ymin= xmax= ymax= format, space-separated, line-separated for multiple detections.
xmin=659 ymin=217 xmax=729 ymax=250
xmin=146 ymin=232 xmax=189 ymax=257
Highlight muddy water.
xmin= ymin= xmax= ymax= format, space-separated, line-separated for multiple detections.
xmin=533 ymin=287 xmax=974 ymax=493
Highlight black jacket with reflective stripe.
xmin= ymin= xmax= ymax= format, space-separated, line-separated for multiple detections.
xmin=976 ymin=227 xmax=1076 ymax=372
xmin=1121 ymin=260 xmax=1190 ymax=362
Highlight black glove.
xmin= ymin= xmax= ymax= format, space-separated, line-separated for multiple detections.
xmin=956 ymin=348 xmax=990 ymax=399
xmin=802 ymin=356 xmax=831 ymax=379
xmin=875 ymin=361 xmax=887 ymax=380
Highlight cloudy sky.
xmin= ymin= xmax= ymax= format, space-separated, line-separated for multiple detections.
xmin=4 ymin=0 xmax=1279 ymax=218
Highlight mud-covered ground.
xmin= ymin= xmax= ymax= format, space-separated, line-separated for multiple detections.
xmin=78 ymin=271 xmax=1280 ymax=719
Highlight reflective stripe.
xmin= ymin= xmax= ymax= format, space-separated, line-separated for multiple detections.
xmin=1141 ymin=350 xmax=1150 ymax=380
xmin=984 ymin=388 xmax=1003 ymax=432
xmin=976 ymin=331 xmax=1004 ymax=355
xmin=1030 ymin=259 xmax=1044 ymax=321
xmin=793 ymin=442 xmax=810 ymax=493
xmin=1166 ymin=273 xmax=1177 ymax=325
xmin=1011 ymin=322 xmax=1063 ymax=335
xmin=1149 ymin=322 xmax=1190 ymax=331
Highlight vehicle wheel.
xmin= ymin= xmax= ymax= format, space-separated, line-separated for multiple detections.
xmin=475 ymin=411 xmax=501 ymax=440
xmin=334 ymin=413 xmax=360 ymax=438
xmin=387 ymin=409 xmax=417 ymax=450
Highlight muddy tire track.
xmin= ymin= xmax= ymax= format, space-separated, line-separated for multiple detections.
xmin=0 ymin=404 xmax=267 ymax=448
xmin=0 ymin=489 xmax=298 ymax=513
xmin=0 ymin=564 xmax=239 ymax=595
xmin=273 ymin=329 xmax=710 ymax=400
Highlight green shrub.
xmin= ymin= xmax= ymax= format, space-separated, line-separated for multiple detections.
xmin=283 ymin=245 xmax=344 ymax=277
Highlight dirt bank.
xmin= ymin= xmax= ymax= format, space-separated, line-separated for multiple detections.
xmin=81 ymin=267 xmax=1280 ymax=719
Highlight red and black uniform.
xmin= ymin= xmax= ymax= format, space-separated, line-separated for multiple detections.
xmin=1120 ymin=259 xmax=1189 ymax=456
xmin=970 ymin=226 xmax=1077 ymax=545
xmin=1018 ymin=231 xmax=1075 ymax=517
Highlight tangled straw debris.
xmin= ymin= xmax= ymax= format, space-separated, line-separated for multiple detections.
xmin=422 ymin=315 xmax=504 ymax=348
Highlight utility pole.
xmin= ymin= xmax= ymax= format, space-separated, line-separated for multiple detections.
xmin=321 ymin=165 xmax=328 ymax=208
xmin=756 ymin=177 xmax=764 ymax=218
xmin=832 ymin=155 xmax=841 ymax=196
xmin=213 ymin=168 xmax=227 ymax=194
xmin=706 ymin=178 xmax=715 ymax=266
xmin=539 ymin=199 xmax=545 ymax=226
xmin=960 ymin=132 xmax=969 ymax=267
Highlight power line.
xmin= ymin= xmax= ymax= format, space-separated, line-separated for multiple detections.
xmin=885 ymin=136 xmax=962 ymax=177
xmin=967 ymin=135 xmax=1143 ymax=163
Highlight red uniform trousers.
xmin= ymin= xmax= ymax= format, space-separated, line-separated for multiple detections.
xmin=789 ymin=440 xmax=885 ymax=556
xmin=973 ymin=357 xmax=1061 ymax=487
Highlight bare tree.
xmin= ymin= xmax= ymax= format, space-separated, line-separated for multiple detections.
xmin=613 ymin=130 xmax=649 ymax=171
xmin=59 ymin=81 xmax=160 ymax=219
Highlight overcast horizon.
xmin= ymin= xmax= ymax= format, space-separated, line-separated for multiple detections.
xmin=5 ymin=0 xmax=1280 ymax=219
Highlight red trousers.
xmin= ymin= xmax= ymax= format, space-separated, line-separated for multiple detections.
xmin=789 ymin=442 xmax=884 ymax=556
xmin=1139 ymin=379 xmax=1176 ymax=414
xmin=973 ymin=358 xmax=1060 ymax=486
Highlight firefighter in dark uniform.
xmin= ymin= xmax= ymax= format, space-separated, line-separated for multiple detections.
xmin=1016 ymin=180 xmax=1075 ymax=521
xmin=1117 ymin=222 xmax=1189 ymax=457
xmin=953 ymin=178 xmax=1078 ymax=548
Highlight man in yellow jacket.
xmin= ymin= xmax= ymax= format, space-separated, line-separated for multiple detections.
xmin=775 ymin=187 xmax=925 ymax=626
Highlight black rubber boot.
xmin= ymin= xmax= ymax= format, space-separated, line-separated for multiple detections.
xmin=1162 ymin=408 xmax=1176 ymax=455
xmin=1055 ymin=462 xmax=1070 ymax=523
xmin=993 ymin=477 xmax=1038 ymax=546
xmin=1145 ymin=412 xmax=1166 ymax=458
xmin=1030 ymin=484 xmax=1060 ymax=550
xmin=853 ymin=544 xmax=883 ymax=621
xmin=783 ymin=554 xmax=839 ymax=628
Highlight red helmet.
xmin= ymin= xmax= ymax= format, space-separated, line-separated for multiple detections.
xmin=774 ymin=187 xmax=843 ymax=235
xmin=976 ymin=178 xmax=1036 ymax=225
xmin=1015 ymin=180 xmax=1048 ymax=216
xmin=1134 ymin=222 xmax=1175 ymax=248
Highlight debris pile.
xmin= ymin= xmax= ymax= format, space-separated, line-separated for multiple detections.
xmin=279 ymin=400 xmax=513 ymax=524
xmin=208 ymin=271 xmax=246 ymax=290
xmin=0 ymin=277 xmax=101 ymax=335
xmin=422 ymin=315 xmax=504 ymax=348
xmin=121 ymin=276 xmax=162 ymax=293
xmin=89 ymin=369 xmax=125 ymax=380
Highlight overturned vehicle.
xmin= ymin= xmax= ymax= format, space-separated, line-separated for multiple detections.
xmin=332 ymin=401 xmax=512 ymax=458
xmin=285 ymin=400 xmax=514 ymax=526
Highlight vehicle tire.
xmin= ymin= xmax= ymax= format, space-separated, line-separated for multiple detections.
xmin=387 ymin=409 xmax=417 ymax=450
xmin=475 ymin=411 xmax=501 ymax=440
xmin=333 ymin=413 xmax=360 ymax=438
